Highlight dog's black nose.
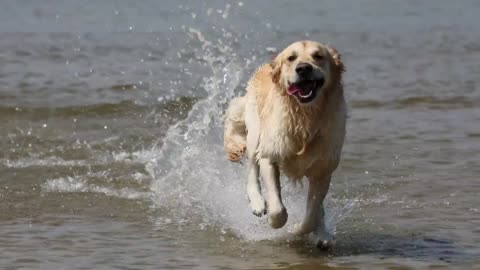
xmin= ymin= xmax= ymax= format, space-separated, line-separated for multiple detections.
xmin=295 ymin=63 xmax=313 ymax=77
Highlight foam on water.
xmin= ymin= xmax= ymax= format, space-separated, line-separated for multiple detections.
xmin=143 ymin=29 xmax=358 ymax=241
xmin=2 ymin=157 xmax=89 ymax=168
xmin=43 ymin=176 xmax=152 ymax=200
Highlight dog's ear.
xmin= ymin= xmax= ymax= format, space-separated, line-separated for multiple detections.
xmin=270 ymin=57 xmax=282 ymax=84
xmin=327 ymin=46 xmax=345 ymax=73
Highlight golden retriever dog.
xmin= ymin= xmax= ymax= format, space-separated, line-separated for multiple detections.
xmin=224 ymin=40 xmax=345 ymax=248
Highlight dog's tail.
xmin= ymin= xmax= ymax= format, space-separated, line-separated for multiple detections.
xmin=224 ymin=96 xmax=247 ymax=162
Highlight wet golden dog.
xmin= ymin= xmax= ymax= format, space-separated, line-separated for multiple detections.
xmin=224 ymin=40 xmax=345 ymax=248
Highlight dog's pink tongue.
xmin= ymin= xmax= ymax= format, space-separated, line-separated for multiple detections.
xmin=287 ymin=84 xmax=301 ymax=95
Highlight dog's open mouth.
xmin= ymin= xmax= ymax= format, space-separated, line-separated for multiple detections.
xmin=287 ymin=78 xmax=324 ymax=103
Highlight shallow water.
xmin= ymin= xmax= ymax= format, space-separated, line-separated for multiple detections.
xmin=1 ymin=1 xmax=480 ymax=269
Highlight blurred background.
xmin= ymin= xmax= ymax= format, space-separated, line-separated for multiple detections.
xmin=0 ymin=1 xmax=479 ymax=269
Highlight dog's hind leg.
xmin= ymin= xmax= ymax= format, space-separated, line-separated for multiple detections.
xmin=294 ymin=175 xmax=333 ymax=249
xmin=224 ymin=97 xmax=247 ymax=162
xmin=259 ymin=159 xmax=287 ymax=229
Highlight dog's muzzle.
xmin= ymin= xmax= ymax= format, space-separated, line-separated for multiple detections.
xmin=287 ymin=63 xmax=325 ymax=103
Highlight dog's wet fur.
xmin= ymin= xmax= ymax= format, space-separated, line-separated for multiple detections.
xmin=224 ymin=40 xmax=346 ymax=249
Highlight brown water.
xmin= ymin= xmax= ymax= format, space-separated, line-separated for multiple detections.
xmin=1 ymin=1 xmax=480 ymax=269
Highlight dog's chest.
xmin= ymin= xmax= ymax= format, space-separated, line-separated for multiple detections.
xmin=259 ymin=123 xmax=298 ymax=160
xmin=256 ymin=103 xmax=340 ymax=179
xmin=258 ymin=105 xmax=313 ymax=163
xmin=259 ymin=123 xmax=320 ymax=178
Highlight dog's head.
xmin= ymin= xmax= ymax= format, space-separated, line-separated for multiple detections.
xmin=270 ymin=41 xmax=344 ymax=104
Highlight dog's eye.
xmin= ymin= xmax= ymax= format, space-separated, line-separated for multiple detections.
xmin=313 ymin=54 xmax=324 ymax=61
xmin=287 ymin=55 xmax=297 ymax=62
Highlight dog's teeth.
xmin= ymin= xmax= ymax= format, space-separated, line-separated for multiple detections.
xmin=299 ymin=90 xmax=313 ymax=98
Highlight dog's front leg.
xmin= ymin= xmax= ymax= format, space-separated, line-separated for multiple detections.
xmin=259 ymin=159 xmax=288 ymax=229
xmin=294 ymin=175 xmax=333 ymax=249
xmin=246 ymin=123 xmax=265 ymax=216
xmin=247 ymin=159 xmax=265 ymax=216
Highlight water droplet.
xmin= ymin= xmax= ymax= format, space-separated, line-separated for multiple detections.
xmin=42 ymin=124 xmax=47 ymax=128
xmin=266 ymin=47 xmax=277 ymax=53
xmin=104 ymin=126 xmax=108 ymax=129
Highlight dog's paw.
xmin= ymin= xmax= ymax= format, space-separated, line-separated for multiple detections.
xmin=314 ymin=238 xmax=335 ymax=250
xmin=252 ymin=207 xmax=267 ymax=217
xmin=312 ymin=231 xmax=335 ymax=250
xmin=268 ymin=207 xmax=288 ymax=229
xmin=249 ymin=197 xmax=266 ymax=217
xmin=226 ymin=146 xmax=246 ymax=163
xmin=227 ymin=152 xmax=242 ymax=162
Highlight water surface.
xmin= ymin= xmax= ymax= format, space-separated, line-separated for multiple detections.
xmin=1 ymin=1 xmax=479 ymax=269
